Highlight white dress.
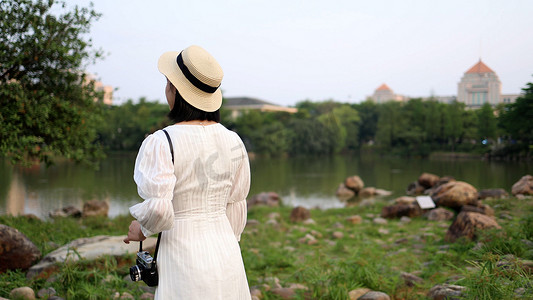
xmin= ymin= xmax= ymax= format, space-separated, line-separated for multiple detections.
xmin=129 ymin=123 xmax=251 ymax=300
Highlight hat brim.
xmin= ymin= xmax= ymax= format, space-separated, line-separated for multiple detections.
xmin=158 ymin=51 xmax=222 ymax=112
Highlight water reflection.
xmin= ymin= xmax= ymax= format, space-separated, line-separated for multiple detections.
xmin=0 ymin=154 xmax=531 ymax=218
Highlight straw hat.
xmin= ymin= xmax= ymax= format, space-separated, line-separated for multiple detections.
xmin=158 ymin=45 xmax=223 ymax=112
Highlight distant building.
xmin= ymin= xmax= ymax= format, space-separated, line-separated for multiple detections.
xmin=457 ymin=60 xmax=520 ymax=108
xmin=94 ymin=80 xmax=113 ymax=105
xmin=370 ymin=84 xmax=406 ymax=103
xmin=223 ymin=97 xmax=297 ymax=119
xmin=429 ymin=95 xmax=457 ymax=104
xmin=85 ymin=73 xmax=113 ymax=105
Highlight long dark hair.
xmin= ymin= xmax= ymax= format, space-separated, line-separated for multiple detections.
xmin=168 ymin=89 xmax=220 ymax=123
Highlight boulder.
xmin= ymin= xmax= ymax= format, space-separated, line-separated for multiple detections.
xmin=511 ymin=175 xmax=533 ymax=196
xmin=478 ymin=188 xmax=509 ymax=200
xmin=358 ymin=291 xmax=391 ymax=300
xmin=434 ymin=176 xmax=456 ymax=188
xmin=0 ymin=224 xmax=41 ymax=273
xmin=374 ymin=189 xmax=392 ymax=196
xmin=348 ymin=288 xmax=371 ymax=300
xmin=335 ymin=184 xmax=355 ymax=200
xmin=445 ymin=212 xmax=501 ymax=242
xmin=418 ymin=173 xmax=440 ymax=189
xmin=359 ymin=187 xmax=376 ymax=198
xmin=82 ymin=200 xmax=109 ymax=218
xmin=344 ymin=175 xmax=364 ymax=193
xmin=431 ymin=181 xmax=479 ymax=209
xmin=401 ymin=272 xmax=424 ymax=286
xmin=460 ymin=204 xmax=494 ymax=217
xmin=290 ymin=206 xmax=311 ymax=222
xmin=406 ymin=181 xmax=425 ymax=196
xmin=27 ymin=235 xmax=158 ymax=279
xmin=248 ymin=192 xmax=281 ymax=207
xmin=9 ymin=287 xmax=35 ymax=300
xmin=426 ymin=208 xmax=454 ymax=221
xmin=394 ymin=196 xmax=416 ymax=205
xmin=427 ymin=284 xmax=467 ymax=300
xmin=49 ymin=206 xmax=82 ymax=218
xmin=381 ymin=203 xmax=422 ymax=219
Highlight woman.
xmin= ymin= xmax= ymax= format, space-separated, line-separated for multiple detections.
xmin=123 ymin=45 xmax=251 ymax=299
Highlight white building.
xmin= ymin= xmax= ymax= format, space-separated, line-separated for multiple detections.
xmin=457 ymin=60 xmax=520 ymax=108
xmin=370 ymin=84 xmax=406 ymax=103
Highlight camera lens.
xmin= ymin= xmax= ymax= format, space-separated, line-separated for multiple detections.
xmin=130 ymin=265 xmax=142 ymax=281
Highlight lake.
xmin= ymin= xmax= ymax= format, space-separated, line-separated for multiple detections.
xmin=0 ymin=153 xmax=531 ymax=219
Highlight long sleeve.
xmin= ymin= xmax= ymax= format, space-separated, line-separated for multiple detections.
xmin=129 ymin=132 xmax=176 ymax=237
xmin=226 ymin=142 xmax=250 ymax=241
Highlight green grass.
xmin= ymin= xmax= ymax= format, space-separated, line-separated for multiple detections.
xmin=1 ymin=197 xmax=532 ymax=299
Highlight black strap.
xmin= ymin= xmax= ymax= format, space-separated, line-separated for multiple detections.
xmin=139 ymin=129 xmax=175 ymax=262
xmin=176 ymin=52 xmax=220 ymax=94
xmin=162 ymin=129 xmax=174 ymax=163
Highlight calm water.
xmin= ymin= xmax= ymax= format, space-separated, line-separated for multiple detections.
xmin=0 ymin=153 xmax=531 ymax=219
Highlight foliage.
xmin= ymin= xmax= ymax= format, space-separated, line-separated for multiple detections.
xmin=498 ymin=81 xmax=533 ymax=157
xmin=86 ymin=79 xmax=533 ymax=159
xmin=96 ymin=98 xmax=170 ymax=151
xmin=0 ymin=0 xmax=104 ymax=166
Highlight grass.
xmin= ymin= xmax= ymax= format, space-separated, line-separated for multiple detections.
xmin=1 ymin=196 xmax=532 ymax=299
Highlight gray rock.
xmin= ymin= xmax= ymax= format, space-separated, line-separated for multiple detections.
xmin=336 ymin=183 xmax=355 ymax=200
xmin=427 ymin=284 xmax=466 ymax=300
xmin=478 ymin=188 xmax=509 ymax=199
xmin=381 ymin=203 xmax=422 ymax=219
xmin=431 ymin=181 xmax=479 ymax=209
xmin=418 ymin=173 xmax=440 ymax=189
xmin=426 ymin=208 xmax=454 ymax=221
xmin=445 ymin=212 xmax=501 ymax=242
xmin=401 ymin=272 xmax=423 ymax=286
xmin=37 ymin=287 xmax=56 ymax=298
xmin=9 ymin=286 xmax=35 ymax=300
xmin=290 ymin=206 xmax=311 ymax=222
xmin=82 ymin=200 xmax=109 ymax=218
xmin=511 ymin=175 xmax=533 ymax=196
xmin=345 ymin=175 xmax=364 ymax=193
xmin=348 ymin=288 xmax=371 ymax=300
xmin=0 ymin=224 xmax=41 ymax=273
xmin=358 ymin=291 xmax=391 ymax=300
xmin=27 ymin=235 xmax=157 ymax=279
xmin=49 ymin=206 xmax=82 ymax=218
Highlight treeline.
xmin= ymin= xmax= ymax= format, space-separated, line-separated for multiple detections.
xmin=97 ymin=82 xmax=533 ymax=158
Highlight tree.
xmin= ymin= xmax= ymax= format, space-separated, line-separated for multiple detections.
xmin=353 ymin=99 xmax=378 ymax=145
xmin=499 ymin=81 xmax=533 ymax=144
xmin=0 ymin=0 xmax=104 ymax=166
xmin=476 ymin=103 xmax=497 ymax=141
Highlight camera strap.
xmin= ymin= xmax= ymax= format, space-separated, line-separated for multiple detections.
xmin=138 ymin=129 xmax=174 ymax=263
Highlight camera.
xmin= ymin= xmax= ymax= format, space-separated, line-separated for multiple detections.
xmin=129 ymin=251 xmax=158 ymax=286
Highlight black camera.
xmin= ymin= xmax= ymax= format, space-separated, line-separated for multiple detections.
xmin=129 ymin=250 xmax=158 ymax=286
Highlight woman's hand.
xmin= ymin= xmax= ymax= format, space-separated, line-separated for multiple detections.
xmin=123 ymin=220 xmax=147 ymax=244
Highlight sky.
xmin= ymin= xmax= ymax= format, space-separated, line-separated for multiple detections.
xmin=70 ymin=0 xmax=533 ymax=106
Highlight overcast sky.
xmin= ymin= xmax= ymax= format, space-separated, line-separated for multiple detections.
xmin=71 ymin=0 xmax=533 ymax=106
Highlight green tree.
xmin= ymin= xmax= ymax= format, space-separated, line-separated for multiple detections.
xmin=499 ymin=80 xmax=533 ymax=144
xmin=0 ymin=0 xmax=104 ymax=165
xmin=476 ymin=103 xmax=497 ymax=141
xmin=375 ymin=101 xmax=406 ymax=151
xmin=443 ymin=101 xmax=465 ymax=151
xmin=353 ymin=99 xmax=379 ymax=145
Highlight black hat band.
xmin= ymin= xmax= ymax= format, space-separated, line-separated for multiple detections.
xmin=177 ymin=52 xmax=220 ymax=94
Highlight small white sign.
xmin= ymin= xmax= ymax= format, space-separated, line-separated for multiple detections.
xmin=416 ymin=196 xmax=436 ymax=209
